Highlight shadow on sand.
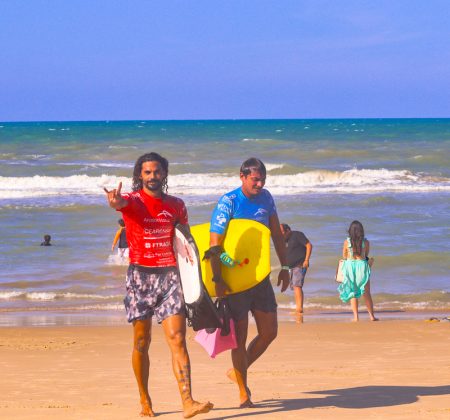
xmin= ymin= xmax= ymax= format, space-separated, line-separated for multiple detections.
xmin=207 ymin=384 xmax=450 ymax=419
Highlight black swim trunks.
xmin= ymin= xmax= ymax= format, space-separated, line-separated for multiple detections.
xmin=226 ymin=276 xmax=277 ymax=322
xmin=124 ymin=265 xmax=185 ymax=323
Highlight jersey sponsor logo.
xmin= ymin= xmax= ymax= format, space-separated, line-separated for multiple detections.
xmin=143 ymin=227 xmax=171 ymax=235
xmin=216 ymin=203 xmax=229 ymax=212
xmin=143 ymin=217 xmax=172 ymax=223
xmin=157 ymin=210 xmax=173 ymax=218
xmin=215 ymin=213 xmax=227 ymax=225
xmin=254 ymin=208 xmax=267 ymax=217
xmin=221 ymin=195 xmax=233 ymax=205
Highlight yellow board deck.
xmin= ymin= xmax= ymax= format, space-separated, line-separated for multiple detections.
xmin=190 ymin=219 xmax=271 ymax=297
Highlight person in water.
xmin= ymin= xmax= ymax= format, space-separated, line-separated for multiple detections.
xmin=40 ymin=234 xmax=52 ymax=246
xmin=338 ymin=220 xmax=377 ymax=322
xmin=104 ymin=152 xmax=213 ymax=418
xmin=207 ymin=157 xmax=289 ymax=408
xmin=111 ymin=218 xmax=129 ymax=259
xmin=280 ymin=223 xmax=313 ymax=315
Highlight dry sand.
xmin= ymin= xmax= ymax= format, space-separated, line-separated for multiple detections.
xmin=0 ymin=318 xmax=449 ymax=419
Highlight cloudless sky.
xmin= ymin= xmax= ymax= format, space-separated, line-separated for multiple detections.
xmin=1 ymin=0 xmax=449 ymax=121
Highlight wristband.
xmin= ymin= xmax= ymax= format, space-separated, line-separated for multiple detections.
xmin=281 ymin=265 xmax=290 ymax=271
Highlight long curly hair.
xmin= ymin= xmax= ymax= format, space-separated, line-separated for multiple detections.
xmin=348 ymin=220 xmax=365 ymax=257
xmin=132 ymin=152 xmax=169 ymax=193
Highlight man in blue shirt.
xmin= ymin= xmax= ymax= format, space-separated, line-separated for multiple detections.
xmin=208 ymin=158 xmax=289 ymax=408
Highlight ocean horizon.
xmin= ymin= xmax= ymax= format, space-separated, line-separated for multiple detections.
xmin=1 ymin=118 xmax=449 ymax=326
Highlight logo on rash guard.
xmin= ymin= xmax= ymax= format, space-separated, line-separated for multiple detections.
xmin=157 ymin=210 xmax=173 ymax=218
xmin=254 ymin=208 xmax=267 ymax=217
xmin=217 ymin=203 xmax=230 ymax=212
xmin=216 ymin=213 xmax=227 ymax=225
xmin=221 ymin=195 xmax=233 ymax=205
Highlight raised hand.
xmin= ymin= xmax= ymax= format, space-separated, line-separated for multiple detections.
xmin=103 ymin=182 xmax=127 ymax=209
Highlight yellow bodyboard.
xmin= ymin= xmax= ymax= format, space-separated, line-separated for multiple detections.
xmin=191 ymin=219 xmax=271 ymax=297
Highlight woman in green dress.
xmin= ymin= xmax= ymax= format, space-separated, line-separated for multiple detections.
xmin=338 ymin=220 xmax=378 ymax=321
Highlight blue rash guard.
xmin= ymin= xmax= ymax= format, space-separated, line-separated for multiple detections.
xmin=210 ymin=187 xmax=277 ymax=234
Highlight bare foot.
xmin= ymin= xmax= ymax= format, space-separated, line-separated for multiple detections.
xmin=183 ymin=401 xmax=213 ymax=419
xmin=370 ymin=317 xmax=379 ymax=321
xmin=140 ymin=399 xmax=155 ymax=417
xmin=351 ymin=318 xmax=359 ymax=322
xmin=239 ymin=399 xmax=255 ymax=408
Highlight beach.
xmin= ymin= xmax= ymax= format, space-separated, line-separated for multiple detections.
xmin=1 ymin=118 xmax=449 ymax=418
xmin=1 ymin=318 xmax=449 ymax=419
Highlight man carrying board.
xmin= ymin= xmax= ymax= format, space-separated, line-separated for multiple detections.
xmin=207 ymin=157 xmax=290 ymax=408
xmin=104 ymin=152 xmax=213 ymax=418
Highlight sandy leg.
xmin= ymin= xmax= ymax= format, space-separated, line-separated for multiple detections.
xmin=227 ymin=368 xmax=253 ymax=406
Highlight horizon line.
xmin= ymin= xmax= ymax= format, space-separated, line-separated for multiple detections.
xmin=2 ymin=116 xmax=450 ymax=124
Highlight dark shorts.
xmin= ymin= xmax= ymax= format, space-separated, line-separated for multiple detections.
xmin=226 ymin=276 xmax=277 ymax=322
xmin=124 ymin=265 xmax=185 ymax=323
xmin=290 ymin=267 xmax=307 ymax=288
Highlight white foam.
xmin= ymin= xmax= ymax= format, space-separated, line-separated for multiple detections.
xmin=1 ymin=168 xmax=449 ymax=199
xmin=57 ymin=161 xmax=133 ymax=168
xmin=241 ymin=138 xmax=273 ymax=142
xmin=265 ymin=163 xmax=284 ymax=171
xmin=0 ymin=291 xmax=122 ymax=301
xmin=26 ymin=292 xmax=57 ymax=301
xmin=0 ymin=291 xmax=24 ymax=299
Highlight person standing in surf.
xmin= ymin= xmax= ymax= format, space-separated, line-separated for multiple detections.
xmin=206 ymin=157 xmax=290 ymax=408
xmin=111 ymin=218 xmax=129 ymax=260
xmin=280 ymin=223 xmax=313 ymax=315
xmin=338 ymin=220 xmax=377 ymax=322
xmin=104 ymin=152 xmax=213 ymax=418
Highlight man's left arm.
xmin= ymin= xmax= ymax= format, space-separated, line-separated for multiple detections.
xmin=303 ymin=241 xmax=313 ymax=268
xmin=269 ymin=213 xmax=290 ymax=292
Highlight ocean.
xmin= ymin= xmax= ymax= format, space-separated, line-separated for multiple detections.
xmin=1 ymin=119 xmax=449 ymax=326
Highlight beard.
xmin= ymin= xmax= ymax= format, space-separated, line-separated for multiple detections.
xmin=144 ymin=179 xmax=164 ymax=192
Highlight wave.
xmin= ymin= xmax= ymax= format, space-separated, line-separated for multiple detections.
xmin=1 ymin=168 xmax=449 ymax=199
xmin=0 ymin=291 xmax=122 ymax=301
xmin=278 ymin=290 xmax=450 ymax=311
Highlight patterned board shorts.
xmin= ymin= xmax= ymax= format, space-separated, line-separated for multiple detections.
xmin=124 ymin=265 xmax=185 ymax=323
xmin=290 ymin=266 xmax=307 ymax=288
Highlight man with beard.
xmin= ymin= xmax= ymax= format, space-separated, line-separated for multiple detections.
xmin=104 ymin=152 xmax=213 ymax=418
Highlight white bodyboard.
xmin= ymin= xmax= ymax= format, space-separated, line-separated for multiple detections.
xmin=174 ymin=224 xmax=203 ymax=305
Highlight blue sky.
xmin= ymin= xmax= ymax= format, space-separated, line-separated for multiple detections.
xmin=1 ymin=0 xmax=449 ymax=121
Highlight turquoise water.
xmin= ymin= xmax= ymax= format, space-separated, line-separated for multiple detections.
xmin=1 ymin=119 xmax=449 ymax=325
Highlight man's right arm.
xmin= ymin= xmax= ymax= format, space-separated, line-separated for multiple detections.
xmin=103 ymin=182 xmax=128 ymax=210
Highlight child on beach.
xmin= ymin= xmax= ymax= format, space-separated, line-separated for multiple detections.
xmin=111 ymin=219 xmax=129 ymax=259
xmin=338 ymin=220 xmax=378 ymax=322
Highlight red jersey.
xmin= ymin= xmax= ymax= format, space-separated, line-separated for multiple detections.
xmin=119 ymin=190 xmax=188 ymax=267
